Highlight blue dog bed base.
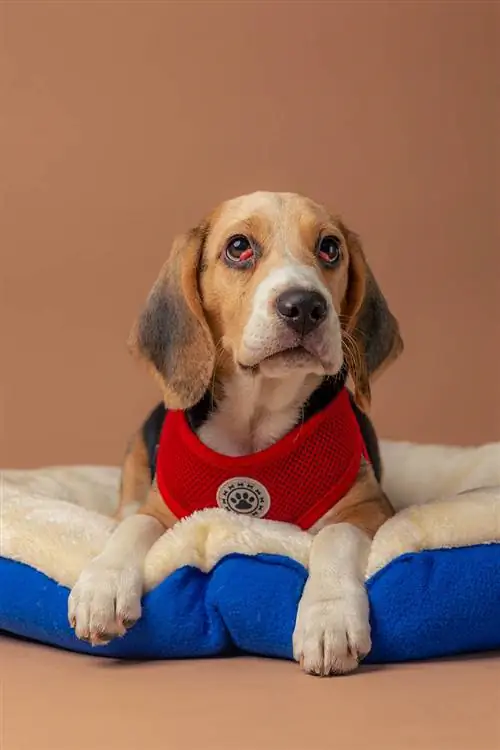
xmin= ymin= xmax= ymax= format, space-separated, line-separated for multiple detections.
xmin=2 ymin=545 xmax=500 ymax=664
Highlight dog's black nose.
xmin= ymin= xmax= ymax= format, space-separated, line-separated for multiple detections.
xmin=275 ymin=288 xmax=328 ymax=336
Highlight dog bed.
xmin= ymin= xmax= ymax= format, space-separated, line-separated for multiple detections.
xmin=1 ymin=442 xmax=500 ymax=664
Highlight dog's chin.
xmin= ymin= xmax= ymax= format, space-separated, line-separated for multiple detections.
xmin=239 ymin=346 xmax=341 ymax=380
xmin=257 ymin=348 xmax=324 ymax=379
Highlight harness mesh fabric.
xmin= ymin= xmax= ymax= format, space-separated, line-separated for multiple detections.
xmin=156 ymin=388 xmax=366 ymax=530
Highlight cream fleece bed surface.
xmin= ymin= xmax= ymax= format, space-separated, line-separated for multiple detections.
xmin=2 ymin=440 xmax=500 ymax=588
xmin=1 ymin=439 xmax=500 ymax=665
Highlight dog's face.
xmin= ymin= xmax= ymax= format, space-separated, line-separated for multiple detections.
xmin=200 ymin=192 xmax=348 ymax=380
xmin=131 ymin=191 xmax=403 ymax=410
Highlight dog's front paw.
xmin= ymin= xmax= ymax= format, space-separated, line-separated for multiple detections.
xmin=68 ymin=560 xmax=143 ymax=645
xmin=293 ymin=591 xmax=371 ymax=676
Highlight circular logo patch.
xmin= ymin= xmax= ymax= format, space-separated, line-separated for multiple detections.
xmin=216 ymin=477 xmax=271 ymax=518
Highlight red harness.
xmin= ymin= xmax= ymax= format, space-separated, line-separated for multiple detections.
xmin=156 ymin=387 xmax=367 ymax=531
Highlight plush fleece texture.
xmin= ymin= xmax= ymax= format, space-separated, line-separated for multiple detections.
xmin=1 ymin=440 xmax=499 ymax=663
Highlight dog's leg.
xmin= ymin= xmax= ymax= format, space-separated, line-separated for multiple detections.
xmin=68 ymin=513 xmax=164 ymax=644
xmin=293 ymin=464 xmax=392 ymax=675
xmin=293 ymin=523 xmax=372 ymax=675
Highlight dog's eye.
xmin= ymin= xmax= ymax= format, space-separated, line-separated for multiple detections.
xmin=317 ymin=236 xmax=341 ymax=267
xmin=224 ymin=235 xmax=255 ymax=267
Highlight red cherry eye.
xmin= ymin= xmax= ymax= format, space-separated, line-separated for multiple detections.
xmin=224 ymin=235 xmax=255 ymax=267
xmin=317 ymin=236 xmax=341 ymax=267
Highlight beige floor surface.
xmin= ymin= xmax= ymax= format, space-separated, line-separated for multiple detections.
xmin=2 ymin=636 xmax=499 ymax=750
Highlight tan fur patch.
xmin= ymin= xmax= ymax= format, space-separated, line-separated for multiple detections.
xmin=312 ymin=460 xmax=394 ymax=538
xmin=137 ymin=481 xmax=179 ymax=530
xmin=117 ymin=431 xmax=151 ymax=520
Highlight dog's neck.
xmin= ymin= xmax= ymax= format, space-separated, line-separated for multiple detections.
xmin=196 ymin=370 xmax=322 ymax=456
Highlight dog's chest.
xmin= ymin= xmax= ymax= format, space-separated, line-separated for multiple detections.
xmin=197 ymin=406 xmax=301 ymax=456
xmin=196 ymin=373 xmax=315 ymax=456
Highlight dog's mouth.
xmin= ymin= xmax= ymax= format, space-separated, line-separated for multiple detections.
xmin=239 ymin=345 xmax=321 ymax=373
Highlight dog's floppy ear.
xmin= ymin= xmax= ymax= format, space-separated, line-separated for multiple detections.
xmin=339 ymin=222 xmax=403 ymax=411
xmin=129 ymin=224 xmax=216 ymax=410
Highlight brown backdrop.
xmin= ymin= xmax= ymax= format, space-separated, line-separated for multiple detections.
xmin=1 ymin=1 xmax=498 ymax=468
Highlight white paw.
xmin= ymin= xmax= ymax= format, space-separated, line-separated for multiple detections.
xmin=293 ymin=591 xmax=371 ymax=676
xmin=68 ymin=560 xmax=143 ymax=645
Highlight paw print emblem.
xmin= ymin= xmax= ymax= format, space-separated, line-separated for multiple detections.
xmin=216 ymin=477 xmax=271 ymax=518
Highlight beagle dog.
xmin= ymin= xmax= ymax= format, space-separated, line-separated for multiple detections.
xmin=68 ymin=191 xmax=403 ymax=676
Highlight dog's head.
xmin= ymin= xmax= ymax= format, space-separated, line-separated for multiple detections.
xmin=130 ymin=191 xmax=403 ymax=410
